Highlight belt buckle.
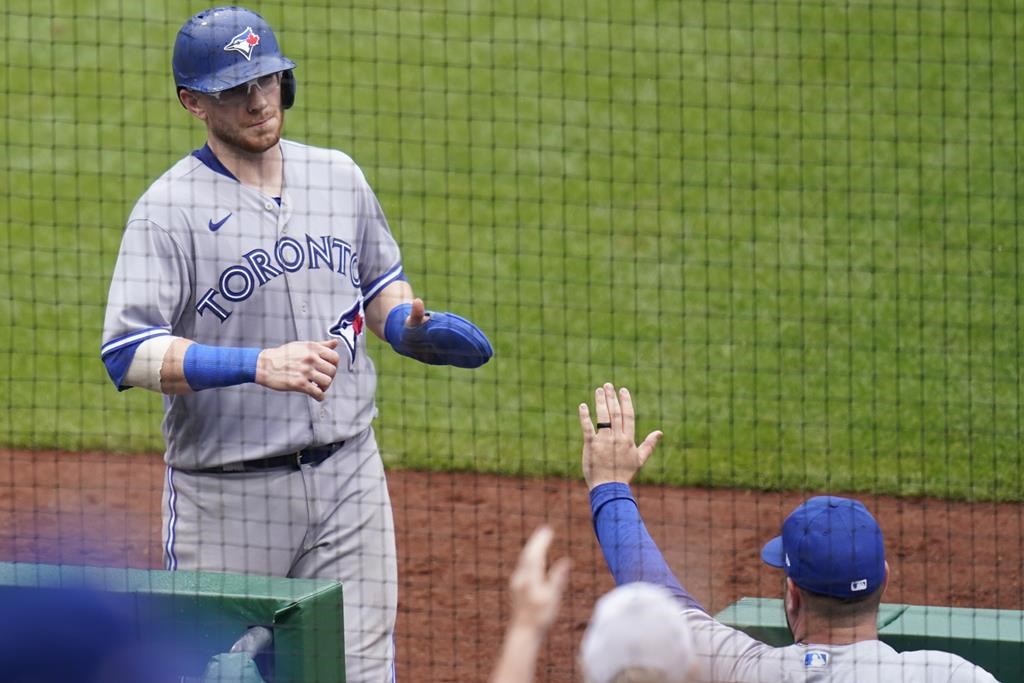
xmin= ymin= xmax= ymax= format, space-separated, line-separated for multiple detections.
xmin=295 ymin=450 xmax=305 ymax=468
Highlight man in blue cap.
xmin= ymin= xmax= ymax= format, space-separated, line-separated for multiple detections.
xmin=578 ymin=383 xmax=999 ymax=682
xmin=761 ymin=494 xmax=889 ymax=648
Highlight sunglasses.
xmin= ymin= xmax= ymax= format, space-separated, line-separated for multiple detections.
xmin=203 ymin=72 xmax=281 ymax=104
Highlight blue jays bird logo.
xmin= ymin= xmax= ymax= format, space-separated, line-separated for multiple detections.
xmin=329 ymin=299 xmax=365 ymax=367
xmin=223 ymin=27 xmax=261 ymax=60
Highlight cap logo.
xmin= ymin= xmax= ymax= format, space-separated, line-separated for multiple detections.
xmin=784 ymin=553 xmax=790 ymax=567
xmin=850 ymin=579 xmax=868 ymax=592
xmin=224 ymin=27 xmax=261 ymax=61
xmin=804 ymin=651 xmax=829 ymax=668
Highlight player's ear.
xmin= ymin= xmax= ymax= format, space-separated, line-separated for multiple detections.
xmin=784 ymin=578 xmax=801 ymax=611
xmin=178 ymin=88 xmax=208 ymax=120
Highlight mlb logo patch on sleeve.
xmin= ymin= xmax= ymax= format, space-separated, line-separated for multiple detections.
xmin=804 ymin=651 xmax=829 ymax=668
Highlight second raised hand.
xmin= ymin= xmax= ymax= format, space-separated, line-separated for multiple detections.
xmin=579 ymin=384 xmax=664 ymax=490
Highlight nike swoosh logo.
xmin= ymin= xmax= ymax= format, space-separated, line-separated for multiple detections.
xmin=208 ymin=213 xmax=233 ymax=232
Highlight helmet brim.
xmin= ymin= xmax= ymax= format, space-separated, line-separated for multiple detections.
xmin=180 ymin=55 xmax=296 ymax=94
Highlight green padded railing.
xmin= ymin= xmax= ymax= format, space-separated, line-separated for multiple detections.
xmin=717 ymin=597 xmax=1023 ymax=682
xmin=0 ymin=562 xmax=344 ymax=682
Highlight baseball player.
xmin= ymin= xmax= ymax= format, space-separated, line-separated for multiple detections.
xmin=100 ymin=7 xmax=492 ymax=682
xmin=578 ymin=384 xmax=1000 ymax=683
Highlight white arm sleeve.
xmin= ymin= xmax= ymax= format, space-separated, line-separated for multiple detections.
xmin=123 ymin=336 xmax=177 ymax=392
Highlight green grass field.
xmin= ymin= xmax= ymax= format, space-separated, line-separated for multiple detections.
xmin=2 ymin=0 xmax=1021 ymax=500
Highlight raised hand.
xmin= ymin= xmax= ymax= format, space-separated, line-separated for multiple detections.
xmin=508 ymin=525 xmax=571 ymax=631
xmin=490 ymin=525 xmax=571 ymax=683
xmin=579 ymin=383 xmax=663 ymax=489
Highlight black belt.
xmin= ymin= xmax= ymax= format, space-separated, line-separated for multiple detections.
xmin=192 ymin=441 xmax=345 ymax=474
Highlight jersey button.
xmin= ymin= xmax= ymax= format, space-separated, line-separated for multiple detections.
xmin=264 ymin=201 xmax=274 ymax=211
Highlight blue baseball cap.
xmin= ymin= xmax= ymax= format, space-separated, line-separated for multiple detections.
xmin=173 ymin=7 xmax=296 ymax=94
xmin=761 ymin=496 xmax=886 ymax=599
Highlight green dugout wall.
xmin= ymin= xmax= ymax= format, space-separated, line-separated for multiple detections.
xmin=0 ymin=562 xmax=344 ymax=682
xmin=5 ymin=563 xmax=1020 ymax=681
xmin=718 ymin=597 xmax=1023 ymax=682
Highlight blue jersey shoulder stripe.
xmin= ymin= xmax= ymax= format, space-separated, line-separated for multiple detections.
xmin=101 ymin=327 xmax=171 ymax=357
xmin=362 ymin=263 xmax=406 ymax=305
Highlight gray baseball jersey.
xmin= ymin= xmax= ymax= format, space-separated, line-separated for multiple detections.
xmin=101 ymin=139 xmax=404 ymax=470
xmin=683 ymin=609 xmax=1000 ymax=683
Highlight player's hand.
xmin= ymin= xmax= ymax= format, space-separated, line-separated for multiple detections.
xmin=403 ymin=297 xmax=430 ymax=328
xmin=579 ymin=383 xmax=663 ymax=490
xmin=508 ymin=525 xmax=571 ymax=632
xmin=384 ymin=298 xmax=493 ymax=368
xmin=255 ymin=340 xmax=340 ymax=401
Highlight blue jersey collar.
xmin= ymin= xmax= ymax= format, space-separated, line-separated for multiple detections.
xmin=192 ymin=144 xmax=281 ymax=205
xmin=192 ymin=144 xmax=239 ymax=182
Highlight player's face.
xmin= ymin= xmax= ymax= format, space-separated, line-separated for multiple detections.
xmin=201 ymin=72 xmax=285 ymax=154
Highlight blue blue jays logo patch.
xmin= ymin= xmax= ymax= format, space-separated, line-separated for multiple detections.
xmin=329 ymin=298 xmax=365 ymax=367
xmin=223 ymin=27 xmax=261 ymax=61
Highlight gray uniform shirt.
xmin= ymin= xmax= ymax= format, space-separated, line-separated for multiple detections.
xmin=684 ymin=609 xmax=1000 ymax=683
xmin=102 ymin=140 xmax=404 ymax=469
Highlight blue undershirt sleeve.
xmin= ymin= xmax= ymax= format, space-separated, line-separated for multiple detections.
xmin=590 ymin=482 xmax=706 ymax=613
xmin=100 ymin=328 xmax=171 ymax=391
xmin=101 ymin=343 xmax=139 ymax=391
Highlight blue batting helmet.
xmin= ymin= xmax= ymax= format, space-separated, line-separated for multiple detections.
xmin=172 ymin=6 xmax=297 ymax=108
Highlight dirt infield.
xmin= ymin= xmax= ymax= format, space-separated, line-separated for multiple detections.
xmin=1 ymin=449 xmax=1021 ymax=682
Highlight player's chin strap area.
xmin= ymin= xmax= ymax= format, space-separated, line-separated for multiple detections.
xmin=384 ymin=303 xmax=493 ymax=369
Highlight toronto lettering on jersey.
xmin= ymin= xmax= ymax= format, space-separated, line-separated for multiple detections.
xmin=196 ymin=233 xmax=361 ymax=321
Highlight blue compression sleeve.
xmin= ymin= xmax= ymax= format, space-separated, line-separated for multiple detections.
xmin=182 ymin=344 xmax=260 ymax=391
xmin=590 ymin=482 xmax=706 ymax=613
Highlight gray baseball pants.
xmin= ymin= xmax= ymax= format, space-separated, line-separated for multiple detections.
xmin=162 ymin=426 xmax=398 ymax=683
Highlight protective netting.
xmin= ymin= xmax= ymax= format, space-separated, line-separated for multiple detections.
xmin=1 ymin=2 xmax=1020 ymax=682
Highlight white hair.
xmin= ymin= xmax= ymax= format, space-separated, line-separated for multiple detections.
xmin=579 ymin=583 xmax=696 ymax=683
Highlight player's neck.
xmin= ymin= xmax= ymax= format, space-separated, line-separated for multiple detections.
xmin=796 ymin=615 xmax=879 ymax=646
xmin=208 ymin=136 xmax=284 ymax=198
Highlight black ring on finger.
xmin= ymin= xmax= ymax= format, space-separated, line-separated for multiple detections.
xmin=596 ymin=422 xmax=612 ymax=430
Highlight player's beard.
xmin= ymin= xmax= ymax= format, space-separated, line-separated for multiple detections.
xmin=210 ymin=107 xmax=284 ymax=155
